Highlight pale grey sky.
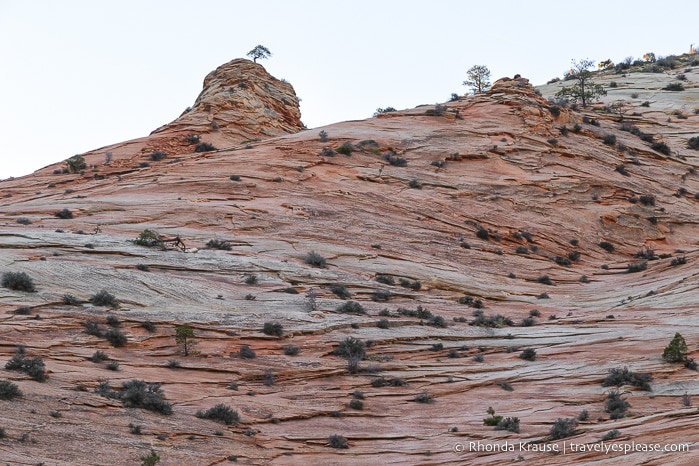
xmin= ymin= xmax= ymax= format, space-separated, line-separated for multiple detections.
xmin=1 ymin=0 xmax=696 ymax=178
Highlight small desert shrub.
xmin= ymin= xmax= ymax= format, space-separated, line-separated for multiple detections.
xmin=664 ymin=82 xmax=684 ymax=91
xmin=318 ymin=130 xmax=329 ymax=142
xmin=577 ymin=410 xmax=589 ymax=422
xmin=375 ymin=274 xmax=395 ymax=285
xmin=329 ymin=284 xmax=351 ymax=299
xmin=603 ymin=134 xmax=617 ymax=145
xmin=229 ymin=175 xmax=241 ymax=181
xmin=195 ymin=142 xmax=217 ymax=152
xmin=90 ymin=350 xmax=109 ymax=363
xmin=651 ymin=141 xmax=671 ymax=155
xmin=348 ymin=399 xmax=364 ymax=410
xmin=83 ymin=319 xmax=104 ymax=337
xmin=206 ymin=239 xmax=232 ymax=250
xmin=519 ymin=348 xmax=537 ymax=361
xmin=305 ymin=251 xmax=327 ymax=268
xmin=262 ymin=322 xmax=283 ymax=337
xmin=602 ymin=429 xmax=621 ymax=441
xmin=283 ymin=344 xmax=300 ymax=356
xmin=549 ymin=418 xmax=577 ymax=439
xmin=414 ymin=390 xmax=433 ymax=403
xmin=238 ymin=345 xmax=256 ymax=359
xmin=427 ymin=315 xmax=448 ymax=328
xmin=2 ymin=272 xmax=36 ymax=292
xmin=90 ymin=290 xmax=118 ymax=307
xmin=0 ymin=380 xmax=22 ymax=400
xmin=627 ymin=261 xmax=647 ymax=273
xmin=536 ymin=275 xmax=552 ymax=285
xmin=136 ymin=263 xmax=150 ymax=271
xmin=166 ymin=360 xmax=181 ymax=369
xmin=244 ymin=274 xmax=258 ymax=285
xmin=606 ymin=390 xmax=630 ymax=419
xmin=382 ymin=152 xmax=407 ymax=167
xmin=671 ymin=256 xmax=687 ymax=266
xmin=409 ymin=179 xmax=422 ymax=189
xmin=376 ymin=319 xmax=390 ymax=329
xmin=196 ymin=404 xmax=240 ymax=425
xmin=602 ymin=367 xmax=652 ymax=391
xmin=106 ymin=361 xmax=120 ymax=371
xmin=554 ymin=256 xmax=571 ymax=266
xmin=141 ymin=321 xmax=156 ymax=333
xmin=16 ymin=217 xmax=32 ymax=225
xmin=129 ymin=423 xmax=143 ymax=435
xmin=599 ymin=241 xmax=615 ymax=252
xmin=336 ymin=142 xmax=353 ymax=155
xmin=495 ymin=417 xmax=520 ymax=433
xmin=371 ymin=290 xmax=392 ymax=302
xmin=5 ymin=347 xmax=46 ymax=382
xmin=476 ymin=226 xmax=489 ymax=240
xmin=54 ymin=208 xmax=73 ymax=219
xmin=106 ymin=315 xmax=121 ymax=328
xmin=133 ymin=229 xmax=164 ymax=248
xmin=336 ymin=301 xmax=366 ymax=315
xmin=263 ymin=370 xmax=275 ymax=386
xmin=96 ymin=379 xmax=172 ymax=415
xmin=328 ymin=434 xmax=348 ymax=449
xmin=399 ymin=278 xmax=421 ymax=291
xmin=548 ymin=105 xmax=561 ymax=117
xmin=105 ymin=328 xmax=127 ymax=347
xmin=149 ymin=151 xmax=167 ymax=161
xmin=319 ymin=147 xmax=336 ymax=157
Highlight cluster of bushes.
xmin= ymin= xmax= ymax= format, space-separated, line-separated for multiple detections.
xmin=382 ymin=151 xmax=407 ymax=167
xmin=469 ymin=310 xmax=513 ymax=328
xmin=194 ymin=142 xmax=217 ymax=152
xmin=5 ymin=346 xmax=46 ymax=382
xmin=336 ymin=301 xmax=366 ymax=315
xmin=206 ymin=239 xmax=232 ymax=250
xmin=95 ymin=379 xmax=172 ymax=414
xmin=133 ymin=229 xmax=164 ymax=248
xmin=458 ymin=295 xmax=483 ymax=308
xmin=602 ymin=367 xmax=652 ymax=391
xmin=397 ymin=305 xmax=432 ymax=319
xmin=82 ymin=318 xmax=127 ymax=347
xmin=606 ymin=390 xmax=630 ymax=419
xmin=0 ymin=380 xmax=22 ymax=400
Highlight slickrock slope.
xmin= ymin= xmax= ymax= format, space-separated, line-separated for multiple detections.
xmin=0 ymin=57 xmax=698 ymax=465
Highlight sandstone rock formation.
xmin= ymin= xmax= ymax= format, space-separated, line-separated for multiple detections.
xmin=0 ymin=55 xmax=698 ymax=465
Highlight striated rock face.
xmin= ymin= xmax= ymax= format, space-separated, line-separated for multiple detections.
xmin=1 ymin=57 xmax=699 ymax=465
xmin=151 ymin=58 xmax=304 ymax=141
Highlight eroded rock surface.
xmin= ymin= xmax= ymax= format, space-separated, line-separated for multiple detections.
xmin=0 ymin=56 xmax=698 ymax=465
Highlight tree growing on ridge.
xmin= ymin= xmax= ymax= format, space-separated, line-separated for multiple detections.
xmin=662 ymin=332 xmax=688 ymax=363
xmin=463 ymin=65 xmax=491 ymax=94
xmin=247 ymin=45 xmax=272 ymax=63
xmin=555 ymin=59 xmax=607 ymax=107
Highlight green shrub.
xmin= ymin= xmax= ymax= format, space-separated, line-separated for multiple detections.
xmin=382 ymin=152 xmax=407 ymax=167
xmin=0 ymin=380 xmax=22 ymax=400
xmin=536 ymin=275 xmax=552 ymax=285
xmin=519 ymin=348 xmax=536 ymax=361
xmin=651 ymin=141 xmax=671 ymax=155
xmin=603 ymin=134 xmax=617 ymax=145
xmin=283 ymin=344 xmax=300 ymax=356
xmin=627 ymin=262 xmax=647 ymax=273
xmin=664 ymin=82 xmax=684 ymax=91
xmin=66 ymin=154 xmax=86 ymax=173
xmin=376 ymin=319 xmax=390 ymax=329
xmin=16 ymin=217 xmax=32 ymax=225
xmin=106 ymin=361 xmax=120 ymax=371
xmin=399 ymin=278 xmax=421 ymax=291
xmin=335 ymin=143 xmax=353 ymax=155
xmin=15 ymin=306 xmax=31 ymax=315
xmin=409 ymin=179 xmax=422 ymax=189
xmin=599 ymin=241 xmax=615 ymax=252
xmin=244 ymin=274 xmax=258 ymax=285
xmin=476 ymin=226 xmax=489 ymax=240
xmin=305 ymin=251 xmax=327 ymax=268
xmin=141 ymin=321 xmax=156 ymax=332
xmin=149 ymin=151 xmax=167 ymax=161
xmin=196 ymin=403 xmax=240 ymax=425
xmin=371 ymin=290 xmax=391 ymax=302
xmin=414 ymin=390 xmax=433 ymax=403
xmin=133 ymin=229 xmax=164 ymax=248
xmin=663 ymin=332 xmax=688 ymax=363
xmin=106 ymin=315 xmax=121 ymax=328
xmin=262 ymin=322 xmax=283 ymax=337
xmin=688 ymin=137 xmax=699 ymax=150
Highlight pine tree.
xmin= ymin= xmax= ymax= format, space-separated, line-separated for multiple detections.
xmin=662 ymin=332 xmax=688 ymax=363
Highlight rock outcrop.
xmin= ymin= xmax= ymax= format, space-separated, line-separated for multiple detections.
xmin=151 ymin=58 xmax=304 ymax=141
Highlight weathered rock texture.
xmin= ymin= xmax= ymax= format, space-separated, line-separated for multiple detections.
xmin=0 ymin=55 xmax=698 ymax=465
